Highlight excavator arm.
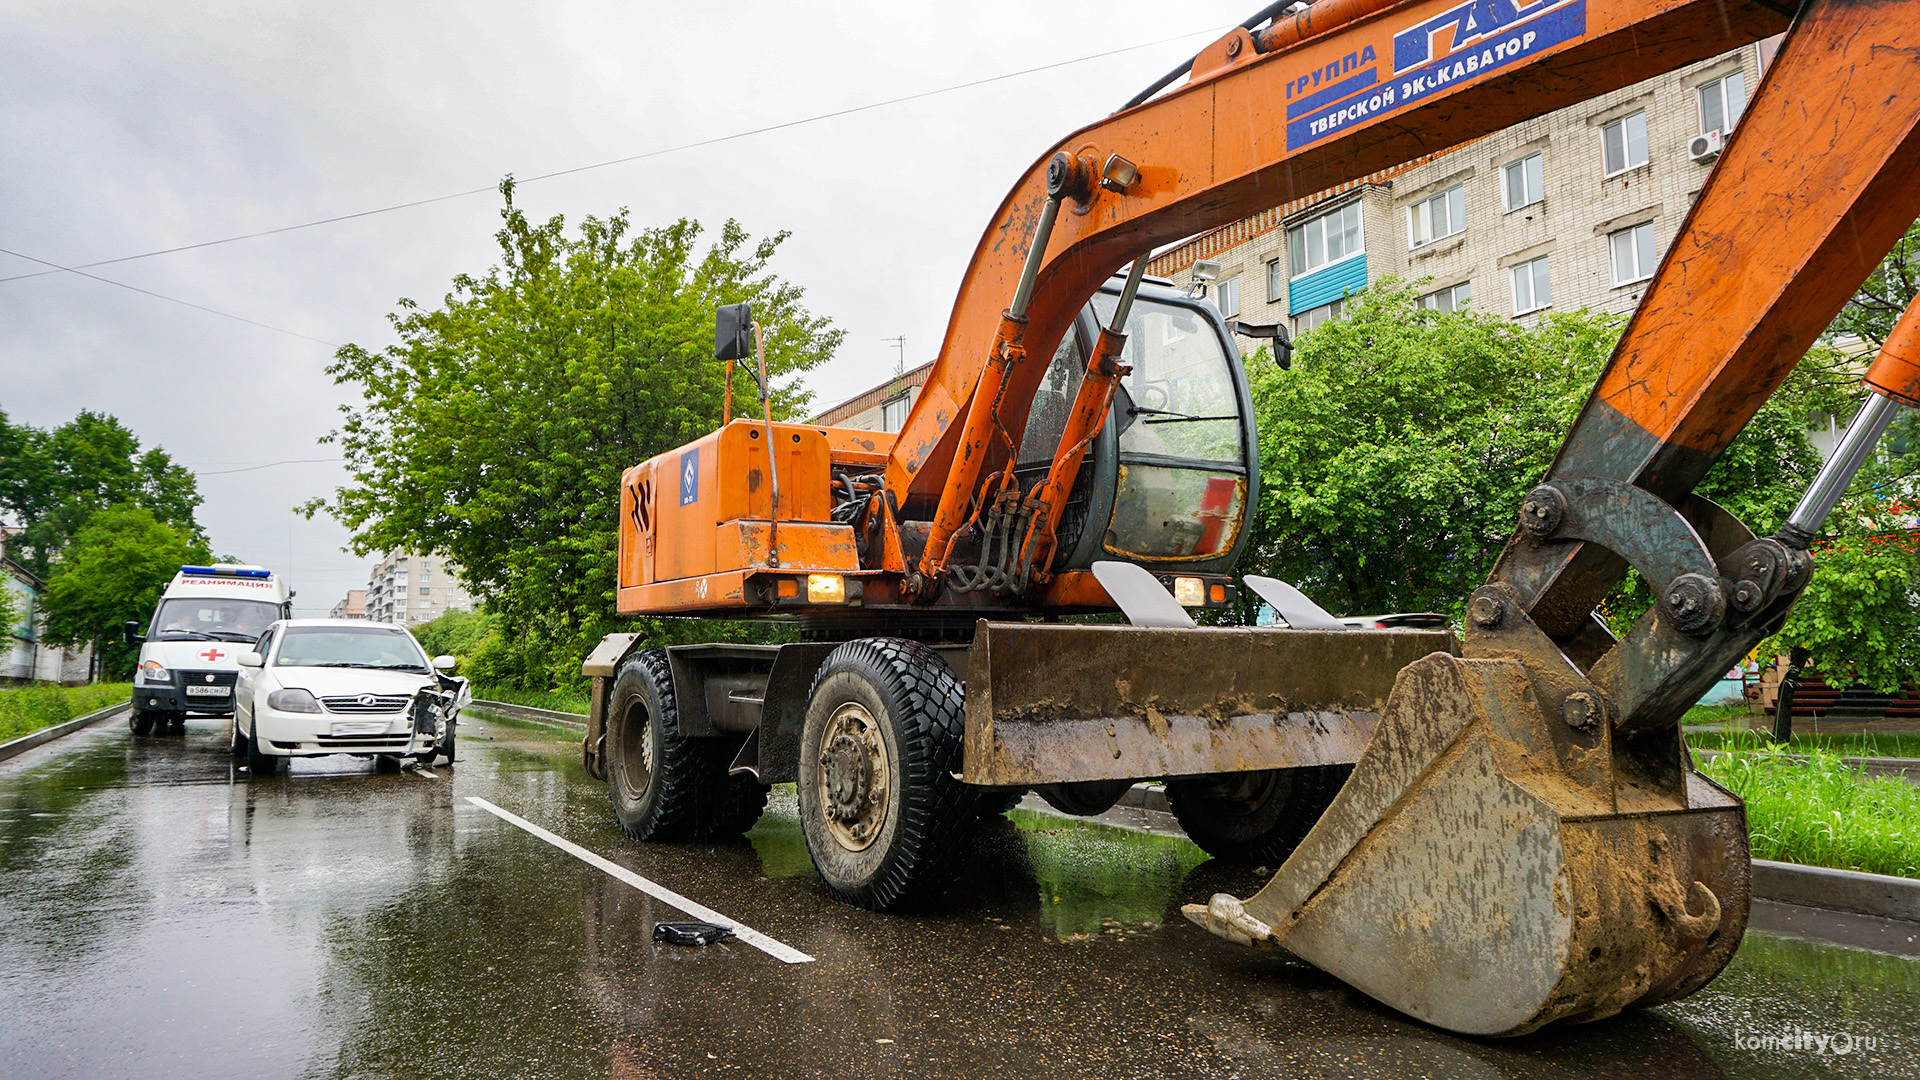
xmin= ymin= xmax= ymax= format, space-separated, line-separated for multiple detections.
xmin=892 ymin=0 xmax=1920 ymax=613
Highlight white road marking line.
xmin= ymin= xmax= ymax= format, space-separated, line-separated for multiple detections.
xmin=463 ymin=796 xmax=814 ymax=964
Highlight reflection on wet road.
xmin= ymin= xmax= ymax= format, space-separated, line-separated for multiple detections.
xmin=1 ymin=712 xmax=1916 ymax=1079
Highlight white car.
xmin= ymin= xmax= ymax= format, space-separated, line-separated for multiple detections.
xmin=231 ymin=619 xmax=469 ymax=776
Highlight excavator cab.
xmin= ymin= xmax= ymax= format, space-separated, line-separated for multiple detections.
xmin=1010 ymin=274 xmax=1260 ymax=580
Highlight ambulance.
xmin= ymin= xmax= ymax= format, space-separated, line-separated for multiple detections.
xmin=126 ymin=565 xmax=292 ymax=735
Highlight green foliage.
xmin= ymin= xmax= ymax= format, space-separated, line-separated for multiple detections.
xmin=308 ymin=182 xmax=840 ymax=691
xmin=1767 ymin=518 xmax=1920 ymax=693
xmin=0 ymin=408 xmax=203 ymax=577
xmin=1245 ymin=281 xmax=1860 ymax=639
xmin=1698 ymin=741 xmax=1920 ymax=878
xmin=38 ymin=505 xmax=212 ymax=678
xmin=1244 ymin=281 xmax=1616 ymax=617
xmin=0 ymin=682 xmax=132 ymax=743
xmin=0 ymin=584 xmax=19 ymax=645
xmin=412 ymin=609 xmax=493 ymax=660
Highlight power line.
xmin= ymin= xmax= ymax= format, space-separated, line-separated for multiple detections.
xmin=194 ymin=457 xmax=345 ymax=475
xmin=0 ymin=245 xmax=339 ymax=347
xmin=0 ymin=25 xmax=1223 ymax=288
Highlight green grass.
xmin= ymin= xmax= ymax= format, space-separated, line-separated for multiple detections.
xmin=1697 ymin=738 xmax=1920 ymax=879
xmin=470 ymin=685 xmax=590 ymax=715
xmin=1679 ymin=701 xmax=1755 ymax=729
xmin=1689 ymin=728 xmax=1920 ymax=759
xmin=0 ymin=683 xmax=132 ymax=743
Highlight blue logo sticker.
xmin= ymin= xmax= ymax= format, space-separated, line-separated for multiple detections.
xmin=1286 ymin=0 xmax=1585 ymax=151
xmin=678 ymin=449 xmax=700 ymax=506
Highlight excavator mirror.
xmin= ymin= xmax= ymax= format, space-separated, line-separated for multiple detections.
xmin=1232 ymin=319 xmax=1293 ymax=370
xmin=714 ymin=303 xmax=753 ymax=361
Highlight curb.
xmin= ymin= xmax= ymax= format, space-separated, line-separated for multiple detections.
xmin=1751 ymin=859 xmax=1920 ymax=923
xmin=0 ymin=701 xmax=130 ymax=763
xmin=466 ymin=699 xmax=587 ymax=731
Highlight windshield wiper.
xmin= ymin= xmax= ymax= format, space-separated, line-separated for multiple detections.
xmin=206 ymin=632 xmax=261 ymax=642
xmin=1130 ymin=405 xmax=1238 ymax=424
xmin=158 ymin=630 xmax=218 ymax=640
xmin=298 ymin=661 xmax=428 ymax=671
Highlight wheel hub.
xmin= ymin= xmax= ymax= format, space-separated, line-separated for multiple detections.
xmin=817 ymin=701 xmax=889 ymax=851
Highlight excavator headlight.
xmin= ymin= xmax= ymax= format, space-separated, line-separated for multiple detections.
xmin=1172 ymin=576 xmax=1205 ymax=607
xmin=806 ymin=574 xmax=846 ymax=604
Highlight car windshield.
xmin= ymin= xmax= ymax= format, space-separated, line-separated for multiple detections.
xmin=149 ymin=598 xmax=281 ymax=642
xmin=274 ymin=626 xmax=429 ymax=671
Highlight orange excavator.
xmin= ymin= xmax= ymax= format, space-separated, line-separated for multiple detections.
xmin=579 ymin=0 xmax=1920 ymax=1036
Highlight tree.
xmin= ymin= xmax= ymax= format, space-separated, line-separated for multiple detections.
xmin=1828 ymin=218 xmax=1920 ymax=347
xmin=1244 ymin=280 xmax=1843 ymax=623
xmin=39 ymin=504 xmax=212 ymax=679
xmin=0 ymin=408 xmax=204 ymax=577
xmin=308 ymin=181 xmax=841 ymax=688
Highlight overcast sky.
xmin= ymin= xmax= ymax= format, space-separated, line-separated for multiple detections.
xmin=1 ymin=0 xmax=1254 ymax=614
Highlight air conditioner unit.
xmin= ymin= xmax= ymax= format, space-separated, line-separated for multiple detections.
xmin=1688 ymin=130 xmax=1724 ymax=163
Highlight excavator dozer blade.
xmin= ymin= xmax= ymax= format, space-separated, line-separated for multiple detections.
xmin=1184 ymin=650 xmax=1749 ymax=1037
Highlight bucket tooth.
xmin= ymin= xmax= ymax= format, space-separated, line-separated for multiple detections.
xmin=1183 ymin=652 xmax=1749 ymax=1037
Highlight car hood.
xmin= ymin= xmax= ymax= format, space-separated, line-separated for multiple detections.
xmin=269 ymin=667 xmax=437 ymax=696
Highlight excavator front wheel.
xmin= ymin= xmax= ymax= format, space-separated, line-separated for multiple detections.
xmin=798 ymin=639 xmax=977 ymax=910
xmin=1165 ymin=764 xmax=1352 ymax=865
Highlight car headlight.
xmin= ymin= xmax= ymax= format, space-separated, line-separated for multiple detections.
xmin=267 ymin=688 xmax=324 ymax=714
xmin=140 ymin=660 xmax=170 ymax=683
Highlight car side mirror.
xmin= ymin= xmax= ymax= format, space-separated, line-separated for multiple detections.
xmin=432 ymin=655 xmax=457 ymax=673
xmin=123 ymin=620 xmax=145 ymax=645
xmin=714 ymin=303 xmax=753 ymax=361
xmin=1233 ymin=320 xmax=1294 ymax=370
xmin=237 ymin=652 xmax=265 ymax=668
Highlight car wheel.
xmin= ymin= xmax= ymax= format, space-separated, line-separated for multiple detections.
xmin=374 ymin=754 xmax=403 ymax=773
xmin=797 ymin=638 xmax=977 ymax=911
xmin=245 ymin=720 xmax=281 ymax=777
xmin=1164 ymin=764 xmax=1352 ymax=864
xmin=229 ymin=718 xmax=248 ymax=759
xmin=131 ymin=710 xmax=155 ymax=737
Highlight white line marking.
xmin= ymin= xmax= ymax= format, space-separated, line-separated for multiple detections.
xmin=463 ymin=796 xmax=813 ymax=964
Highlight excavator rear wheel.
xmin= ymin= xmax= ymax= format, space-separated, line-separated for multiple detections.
xmin=798 ymin=638 xmax=977 ymax=911
xmin=607 ymin=648 xmax=712 ymax=841
xmin=1165 ymin=764 xmax=1352 ymax=865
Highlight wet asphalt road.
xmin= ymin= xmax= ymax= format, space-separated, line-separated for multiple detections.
xmin=3 ymin=711 xmax=1918 ymax=1080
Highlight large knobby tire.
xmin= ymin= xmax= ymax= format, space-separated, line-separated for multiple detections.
xmin=1165 ymin=764 xmax=1352 ymax=865
xmin=605 ymin=648 xmax=764 ymax=841
xmin=798 ymin=638 xmax=977 ymax=911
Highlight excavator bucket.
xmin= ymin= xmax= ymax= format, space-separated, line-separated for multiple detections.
xmin=1184 ymin=626 xmax=1748 ymax=1036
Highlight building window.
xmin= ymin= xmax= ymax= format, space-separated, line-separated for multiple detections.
xmin=1697 ymin=71 xmax=1746 ymax=135
xmin=1266 ymin=258 xmax=1284 ymax=303
xmin=1601 ymin=111 xmax=1649 ymax=176
xmin=1216 ymin=276 xmax=1240 ymax=319
xmin=1296 ymin=299 xmax=1344 ymax=333
xmin=1288 ymin=201 xmax=1364 ymax=277
xmin=1610 ymin=222 xmax=1657 ymax=285
xmin=1418 ymin=281 xmax=1472 ymax=311
xmin=1510 ymin=255 xmax=1552 ymax=314
xmin=418 ymin=587 xmax=431 ymax=596
xmin=880 ymin=393 xmax=910 ymax=432
xmin=1503 ymin=153 xmax=1543 ymax=212
xmin=1408 ymin=184 xmax=1465 ymax=248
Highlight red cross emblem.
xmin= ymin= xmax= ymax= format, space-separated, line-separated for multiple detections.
xmin=200 ymin=648 xmax=226 ymax=662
